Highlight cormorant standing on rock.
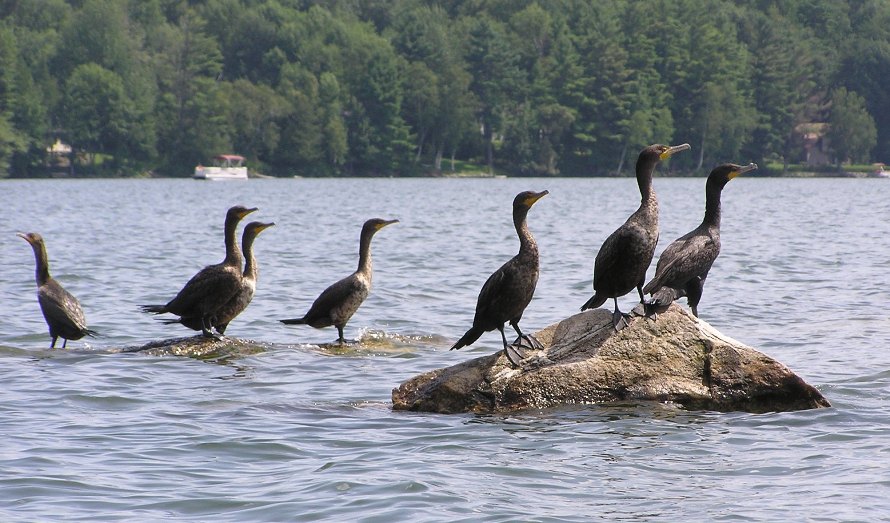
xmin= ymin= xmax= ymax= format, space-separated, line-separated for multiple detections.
xmin=280 ymin=218 xmax=398 ymax=344
xmin=165 ymin=221 xmax=275 ymax=334
xmin=451 ymin=190 xmax=548 ymax=367
xmin=644 ymin=162 xmax=757 ymax=317
xmin=141 ymin=205 xmax=257 ymax=337
xmin=18 ymin=232 xmax=97 ymax=348
xmin=581 ymin=143 xmax=690 ymax=330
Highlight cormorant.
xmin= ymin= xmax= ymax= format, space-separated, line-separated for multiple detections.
xmin=450 ymin=190 xmax=548 ymax=366
xmin=643 ymin=162 xmax=757 ymax=317
xmin=280 ymin=218 xmax=398 ymax=344
xmin=164 ymin=221 xmax=275 ymax=334
xmin=581 ymin=143 xmax=690 ymax=330
xmin=18 ymin=232 xmax=97 ymax=348
xmin=142 ymin=205 xmax=257 ymax=336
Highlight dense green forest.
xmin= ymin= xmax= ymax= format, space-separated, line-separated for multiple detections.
xmin=1 ymin=0 xmax=888 ymax=177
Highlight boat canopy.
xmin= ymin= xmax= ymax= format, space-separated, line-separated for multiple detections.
xmin=212 ymin=154 xmax=246 ymax=167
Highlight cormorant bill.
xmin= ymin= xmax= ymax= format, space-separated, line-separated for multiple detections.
xmin=450 ymin=190 xmax=548 ymax=367
xmin=581 ymin=143 xmax=690 ymax=331
xmin=166 ymin=221 xmax=275 ymax=334
xmin=141 ymin=205 xmax=256 ymax=337
xmin=280 ymin=218 xmax=398 ymax=344
xmin=18 ymin=232 xmax=97 ymax=348
xmin=643 ymin=162 xmax=757 ymax=317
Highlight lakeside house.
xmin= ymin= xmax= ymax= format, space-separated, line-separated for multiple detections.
xmin=797 ymin=122 xmax=831 ymax=166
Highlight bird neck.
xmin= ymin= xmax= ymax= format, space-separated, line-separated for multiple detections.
xmin=635 ymin=157 xmax=657 ymax=203
xmin=31 ymin=242 xmax=50 ymax=286
xmin=357 ymin=230 xmax=374 ymax=274
xmin=703 ymin=182 xmax=723 ymax=228
xmin=514 ymin=210 xmax=538 ymax=257
xmin=224 ymin=217 xmax=243 ymax=266
xmin=241 ymin=237 xmax=258 ymax=279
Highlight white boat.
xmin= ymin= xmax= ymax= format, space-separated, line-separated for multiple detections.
xmin=193 ymin=155 xmax=248 ymax=180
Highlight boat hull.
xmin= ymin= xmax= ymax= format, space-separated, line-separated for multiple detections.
xmin=193 ymin=166 xmax=248 ymax=180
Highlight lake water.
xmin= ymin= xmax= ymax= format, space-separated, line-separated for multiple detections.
xmin=2 ymin=176 xmax=889 ymax=521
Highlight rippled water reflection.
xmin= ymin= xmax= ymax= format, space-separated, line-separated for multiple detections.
xmin=2 ymin=177 xmax=889 ymax=521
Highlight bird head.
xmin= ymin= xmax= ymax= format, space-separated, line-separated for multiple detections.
xmin=228 ymin=205 xmax=258 ymax=221
xmin=17 ymin=232 xmax=44 ymax=247
xmin=708 ymin=162 xmax=758 ymax=190
xmin=244 ymin=221 xmax=276 ymax=238
xmin=513 ymin=190 xmax=549 ymax=210
xmin=364 ymin=218 xmax=399 ymax=234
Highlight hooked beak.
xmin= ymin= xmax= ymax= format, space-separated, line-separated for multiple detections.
xmin=729 ymin=162 xmax=758 ymax=179
xmin=240 ymin=207 xmax=259 ymax=218
xmin=378 ymin=219 xmax=399 ymax=230
xmin=525 ymin=190 xmax=549 ymax=206
xmin=660 ymin=143 xmax=691 ymax=160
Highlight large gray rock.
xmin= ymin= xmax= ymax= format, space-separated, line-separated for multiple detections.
xmin=392 ymin=305 xmax=829 ymax=414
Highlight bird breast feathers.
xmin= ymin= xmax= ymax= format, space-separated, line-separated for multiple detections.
xmin=649 ymin=236 xmax=719 ymax=288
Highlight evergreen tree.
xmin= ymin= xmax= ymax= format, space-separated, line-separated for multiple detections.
xmin=827 ymin=87 xmax=877 ymax=168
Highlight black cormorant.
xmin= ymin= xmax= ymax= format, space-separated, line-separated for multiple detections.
xmin=643 ymin=162 xmax=756 ymax=317
xmin=142 ymin=205 xmax=256 ymax=336
xmin=581 ymin=143 xmax=690 ymax=330
xmin=165 ymin=221 xmax=275 ymax=334
xmin=18 ymin=232 xmax=96 ymax=348
xmin=450 ymin=190 xmax=548 ymax=366
xmin=280 ymin=218 xmax=398 ymax=344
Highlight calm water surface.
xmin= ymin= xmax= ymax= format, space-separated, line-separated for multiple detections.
xmin=2 ymin=177 xmax=889 ymax=521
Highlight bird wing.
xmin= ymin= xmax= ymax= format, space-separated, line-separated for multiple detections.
xmin=644 ymin=232 xmax=719 ymax=294
xmin=302 ymin=273 xmax=368 ymax=328
xmin=213 ymin=279 xmax=256 ymax=328
xmin=164 ymin=264 xmax=241 ymax=316
xmin=593 ymin=225 xmax=641 ymax=290
xmin=473 ymin=257 xmax=533 ymax=329
xmin=38 ymin=280 xmax=88 ymax=334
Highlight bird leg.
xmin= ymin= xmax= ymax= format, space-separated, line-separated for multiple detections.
xmin=200 ymin=316 xmax=220 ymax=339
xmin=642 ymin=299 xmax=659 ymax=320
xmin=50 ymin=336 xmax=57 ymax=349
xmin=611 ymin=298 xmax=631 ymax=331
xmin=337 ymin=326 xmax=346 ymax=345
xmin=500 ymin=327 xmax=526 ymax=367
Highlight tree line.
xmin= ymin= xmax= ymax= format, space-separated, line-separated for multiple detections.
xmin=1 ymin=0 xmax=888 ymax=178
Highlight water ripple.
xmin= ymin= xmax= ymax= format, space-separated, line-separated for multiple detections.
xmin=2 ymin=178 xmax=890 ymax=521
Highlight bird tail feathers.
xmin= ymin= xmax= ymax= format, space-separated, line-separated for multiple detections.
xmin=450 ymin=326 xmax=484 ymax=351
xmin=580 ymin=293 xmax=607 ymax=311
xmin=280 ymin=317 xmax=307 ymax=325
xmin=141 ymin=304 xmax=167 ymax=314
xmin=643 ymin=287 xmax=679 ymax=316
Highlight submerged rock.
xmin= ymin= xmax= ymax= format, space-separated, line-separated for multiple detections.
xmin=392 ymin=305 xmax=829 ymax=414
xmin=119 ymin=335 xmax=267 ymax=359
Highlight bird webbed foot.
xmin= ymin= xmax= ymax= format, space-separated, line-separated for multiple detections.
xmin=503 ymin=344 xmax=527 ymax=368
xmin=641 ymin=300 xmax=668 ymax=320
xmin=611 ymin=310 xmax=631 ymax=331
xmin=200 ymin=324 xmax=222 ymax=340
xmin=512 ymin=333 xmax=544 ymax=351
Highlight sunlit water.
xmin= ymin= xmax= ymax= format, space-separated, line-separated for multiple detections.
xmin=2 ymin=177 xmax=889 ymax=521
